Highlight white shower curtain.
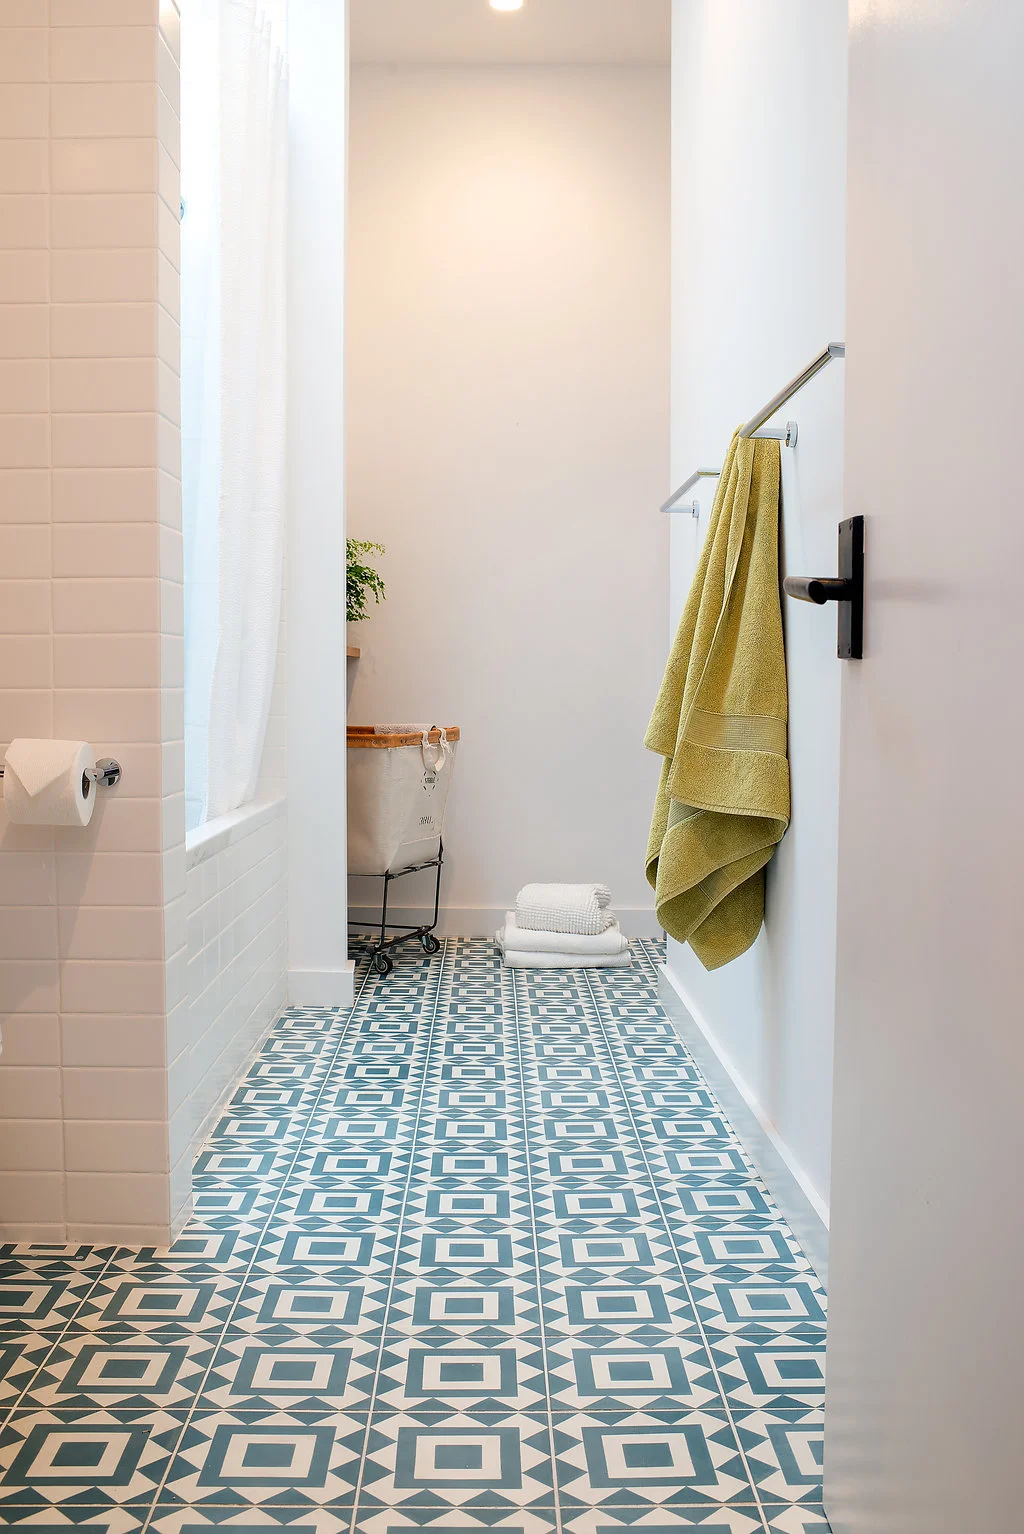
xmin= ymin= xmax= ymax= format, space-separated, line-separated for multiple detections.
xmin=182 ymin=0 xmax=288 ymax=828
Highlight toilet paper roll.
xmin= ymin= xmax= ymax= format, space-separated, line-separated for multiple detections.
xmin=2 ymin=739 xmax=97 ymax=827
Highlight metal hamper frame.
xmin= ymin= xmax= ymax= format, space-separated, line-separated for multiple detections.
xmin=349 ymin=840 xmax=444 ymax=977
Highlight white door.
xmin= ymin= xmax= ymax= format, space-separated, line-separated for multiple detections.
xmin=824 ymin=3 xmax=1024 ymax=1531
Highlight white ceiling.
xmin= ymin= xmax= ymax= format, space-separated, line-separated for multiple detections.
xmin=350 ymin=0 xmax=671 ymax=67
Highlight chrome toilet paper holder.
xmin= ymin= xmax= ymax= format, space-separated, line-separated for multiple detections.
xmin=0 ymin=757 xmax=122 ymax=792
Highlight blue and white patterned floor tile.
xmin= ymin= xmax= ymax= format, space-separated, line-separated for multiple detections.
xmin=0 ymin=939 xmax=829 ymax=1530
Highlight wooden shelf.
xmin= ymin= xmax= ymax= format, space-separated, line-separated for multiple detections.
xmin=346 ymin=646 xmax=361 ymax=659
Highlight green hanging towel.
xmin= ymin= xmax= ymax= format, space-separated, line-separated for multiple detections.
xmin=645 ymin=431 xmax=790 ymax=969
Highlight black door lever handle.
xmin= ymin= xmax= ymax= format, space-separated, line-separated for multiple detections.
xmin=781 ymin=516 xmax=864 ymax=659
xmin=782 ymin=576 xmax=852 ymax=605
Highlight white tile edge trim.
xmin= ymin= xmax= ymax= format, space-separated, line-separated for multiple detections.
xmin=289 ymin=963 xmax=356 ymax=1010
xmin=658 ymin=961 xmax=830 ymax=1288
xmin=185 ymin=797 xmax=287 ymax=870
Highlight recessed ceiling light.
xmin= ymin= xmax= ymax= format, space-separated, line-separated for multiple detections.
xmin=490 ymin=0 xmax=524 ymax=11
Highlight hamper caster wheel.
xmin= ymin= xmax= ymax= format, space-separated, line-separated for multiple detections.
xmin=372 ymin=952 xmax=393 ymax=976
xmin=421 ymin=934 xmax=441 ymax=955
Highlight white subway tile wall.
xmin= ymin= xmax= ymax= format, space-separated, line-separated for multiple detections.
xmin=185 ymin=811 xmax=288 ymax=1160
xmin=0 ymin=0 xmax=184 ymax=1242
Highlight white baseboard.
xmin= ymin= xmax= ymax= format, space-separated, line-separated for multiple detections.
xmin=348 ymin=905 xmax=664 ymax=940
xmin=822 ymin=1500 xmax=846 ymax=1534
xmin=658 ymin=963 xmax=830 ymax=1287
xmin=288 ymin=963 xmax=355 ymax=1010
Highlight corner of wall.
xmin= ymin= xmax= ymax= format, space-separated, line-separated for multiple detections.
xmin=659 ymin=960 xmax=830 ymax=1286
xmin=285 ymin=0 xmax=350 ymax=1008
xmin=289 ymin=962 xmax=356 ymax=1012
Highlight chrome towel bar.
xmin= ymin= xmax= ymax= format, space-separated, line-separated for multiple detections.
xmin=661 ymin=341 xmax=845 ymax=516
xmin=739 ymin=341 xmax=845 ymax=439
xmin=660 ymin=467 xmax=722 ymax=519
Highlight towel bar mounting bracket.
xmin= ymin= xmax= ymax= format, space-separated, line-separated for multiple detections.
xmin=783 ymin=515 xmax=864 ymax=659
xmin=660 ymin=421 xmax=799 ymax=517
xmin=90 ymin=759 xmax=123 ymax=789
xmin=755 ymin=419 xmax=798 ymax=447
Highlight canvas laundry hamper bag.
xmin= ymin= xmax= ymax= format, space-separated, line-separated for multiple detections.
xmin=347 ymin=726 xmax=460 ymax=875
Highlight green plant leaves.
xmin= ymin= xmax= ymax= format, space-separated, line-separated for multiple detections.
xmin=347 ymin=538 xmax=387 ymax=624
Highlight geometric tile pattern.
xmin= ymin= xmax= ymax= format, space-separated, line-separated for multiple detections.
xmin=0 ymin=939 xmax=829 ymax=1533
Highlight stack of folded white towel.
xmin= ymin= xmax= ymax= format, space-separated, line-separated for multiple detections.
xmin=496 ymin=883 xmax=632 ymax=969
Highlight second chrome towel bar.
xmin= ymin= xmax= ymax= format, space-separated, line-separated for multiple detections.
xmin=661 ymin=341 xmax=845 ymax=517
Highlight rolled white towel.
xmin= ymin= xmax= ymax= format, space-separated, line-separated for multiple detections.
xmin=501 ymin=912 xmax=629 ymax=956
xmin=497 ymin=940 xmax=633 ymax=970
xmin=515 ymin=882 xmax=614 ymax=937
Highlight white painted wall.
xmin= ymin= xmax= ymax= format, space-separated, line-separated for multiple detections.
xmin=287 ymin=0 xmax=352 ymax=1004
xmin=663 ymin=1 xmax=847 ymax=1227
xmin=351 ymin=0 xmax=669 ymax=67
xmin=346 ymin=64 xmax=669 ymax=936
xmin=826 ymin=3 xmax=1024 ymax=1528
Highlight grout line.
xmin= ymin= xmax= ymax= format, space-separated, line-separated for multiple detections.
xmin=0 ymin=941 xmax=826 ymax=1526
xmin=634 ymin=938 xmax=813 ymax=1245
xmin=132 ymin=960 xmax=379 ymax=1532
xmin=342 ymin=938 xmax=450 ymax=1534
xmin=44 ymin=11 xmax=66 ymax=1240
xmin=0 ymin=1241 xmax=121 ymax=1429
xmin=509 ymin=958 xmax=564 ymax=1534
xmin=579 ymin=964 xmax=775 ymax=1534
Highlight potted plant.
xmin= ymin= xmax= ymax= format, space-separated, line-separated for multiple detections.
xmin=347 ymin=539 xmax=386 ymax=623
